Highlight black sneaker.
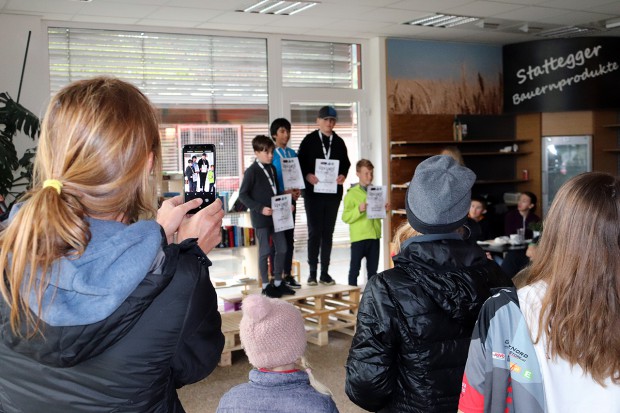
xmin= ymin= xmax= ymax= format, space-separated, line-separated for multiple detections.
xmin=262 ymin=283 xmax=283 ymax=298
xmin=307 ymin=276 xmax=318 ymax=286
xmin=277 ymin=282 xmax=296 ymax=296
xmin=284 ymin=275 xmax=301 ymax=289
xmin=319 ymin=274 xmax=336 ymax=286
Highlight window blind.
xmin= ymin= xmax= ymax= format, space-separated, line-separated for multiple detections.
xmin=48 ymin=27 xmax=268 ymax=106
xmin=281 ymin=40 xmax=361 ymax=89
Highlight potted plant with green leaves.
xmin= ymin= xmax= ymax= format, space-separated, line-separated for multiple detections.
xmin=0 ymin=91 xmax=39 ymax=215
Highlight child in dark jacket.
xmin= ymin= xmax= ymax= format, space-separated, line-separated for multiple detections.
xmin=239 ymin=135 xmax=295 ymax=298
xmin=216 ymin=294 xmax=339 ymax=413
xmin=345 ymin=155 xmax=512 ymax=413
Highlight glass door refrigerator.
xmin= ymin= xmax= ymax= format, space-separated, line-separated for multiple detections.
xmin=542 ymin=136 xmax=591 ymax=216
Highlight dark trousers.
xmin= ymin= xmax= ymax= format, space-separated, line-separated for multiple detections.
xmin=188 ymin=180 xmax=197 ymax=192
xmin=255 ymin=227 xmax=287 ymax=284
xmin=348 ymin=239 xmax=380 ymax=286
xmin=282 ymin=228 xmax=294 ymax=275
xmin=304 ymin=196 xmax=340 ymax=274
xmin=269 ymin=206 xmax=296 ymax=275
xmin=282 ymin=206 xmax=296 ymax=275
xmin=199 ymin=173 xmax=207 ymax=191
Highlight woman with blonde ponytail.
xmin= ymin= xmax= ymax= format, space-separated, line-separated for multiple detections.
xmin=0 ymin=77 xmax=225 ymax=412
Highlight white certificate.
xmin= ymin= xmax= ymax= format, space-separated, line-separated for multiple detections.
xmin=314 ymin=159 xmax=339 ymax=194
xmin=366 ymin=185 xmax=387 ymax=219
xmin=271 ymin=194 xmax=294 ymax=233
xmin=281 ymin=158 xmax=305 ymax=190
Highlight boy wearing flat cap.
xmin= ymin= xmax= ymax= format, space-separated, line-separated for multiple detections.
xmin=345 ymin=155 xmax=511 ymax=413
xmin=297 ymin=106 xmax=351 ymax=286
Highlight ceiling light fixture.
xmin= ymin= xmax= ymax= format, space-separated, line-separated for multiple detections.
xmin=405 ymin=13 xmax=479 ymax=28
xmin=239 ymin=0 xmax=318 ymax=16
xmin=536 ymin=26 xmax=598 ymax=38
xmin=605 ymin=17 xmax=620 ymax=29
xmin=475 ymin=20 xmax=500 ymax=30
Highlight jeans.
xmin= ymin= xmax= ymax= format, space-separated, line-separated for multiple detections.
xmin=304 ymin=196 xmax=340 ymax=274
xmin=255 ymin=226 xmax=287 ymax=284
xmin=348 ymin=239 xmax=380 ymax=286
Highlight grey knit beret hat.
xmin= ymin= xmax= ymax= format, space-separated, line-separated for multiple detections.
xmin=406 ymin=155 xmax=476 ymax=234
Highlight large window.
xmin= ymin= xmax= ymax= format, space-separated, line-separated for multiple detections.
xmin=48 ymin=27 xmax=269 ymax=184
xmin=281 ymin=40 xmax=361 ymax=89
xmin=48 ymin=28 xmax=268 ymax=106
xmin=47 ymin=28 xmax=365 ymax=248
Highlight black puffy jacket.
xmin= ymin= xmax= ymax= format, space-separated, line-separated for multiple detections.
xmin=0 ymin=237 xmax=224 ymax=413
xmin=345 ymin=234 xmax=511 ymax=413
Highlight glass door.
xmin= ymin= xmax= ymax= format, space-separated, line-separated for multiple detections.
xmin=542 ymin=135 xmax=591 ymax=215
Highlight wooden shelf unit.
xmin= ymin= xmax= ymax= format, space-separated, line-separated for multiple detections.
xmin=391 ymin=151 xmax=532 ymax=159
xmin=387 ymin=113 xmax=529 ymax=238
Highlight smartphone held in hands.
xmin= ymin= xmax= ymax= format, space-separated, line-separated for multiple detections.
xmin=182 ymin=144 xmax=216 ymax=214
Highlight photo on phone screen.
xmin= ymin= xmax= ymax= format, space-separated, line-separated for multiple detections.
xmin=182 ymin=144 xmax=216 ymax=214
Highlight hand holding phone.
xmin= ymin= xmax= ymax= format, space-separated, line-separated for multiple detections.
xmin=182 ymin=144 xmax=216 ymax=214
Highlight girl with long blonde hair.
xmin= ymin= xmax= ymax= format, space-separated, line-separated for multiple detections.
xmin=0 ymin=77 xmax=225 ymax=412
xmin=520 ymin=172 xmax=620 ymax=408
xmin=459 ymin=172 xmax=620 ymax=413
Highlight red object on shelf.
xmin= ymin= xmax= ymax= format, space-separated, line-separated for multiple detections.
xmin=522 ymin=169 xmax=529 ymax=180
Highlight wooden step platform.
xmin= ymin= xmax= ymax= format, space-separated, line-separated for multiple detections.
xmin=219 ymin=311 xmax=243 ymax=367
xmin=217 ymin=284 xmax=361 ymax=366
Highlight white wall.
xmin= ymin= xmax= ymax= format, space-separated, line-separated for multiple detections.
xmin=364 ymin=37 xmax=390 ymax=268
xmin=0 ymin=14 xmax=49 ymax=198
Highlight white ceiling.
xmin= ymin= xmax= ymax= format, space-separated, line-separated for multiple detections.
xmin=1 ymin=0 xmax=620 ymax=44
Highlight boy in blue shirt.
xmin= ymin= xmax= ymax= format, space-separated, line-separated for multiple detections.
xmin=270 ymin=118 xmax=302 ymax=289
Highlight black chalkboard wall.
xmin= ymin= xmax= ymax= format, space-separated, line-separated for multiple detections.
xmin=503 ymin=37 xmax=620 ymax=113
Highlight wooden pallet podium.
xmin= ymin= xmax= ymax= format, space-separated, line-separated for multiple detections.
xmin=218 ymin=283 xmax=361 ymax=366
xmin=220 ymin=284 xmax=360 ymax=366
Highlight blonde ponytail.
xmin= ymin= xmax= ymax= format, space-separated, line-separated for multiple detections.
xmin=300 ymin=356 xmax=333 ymax=396
xmin=0 ymin=181 xmax=90 ymax=336
xmin=0 ymin=77 xmax=161 ymax=336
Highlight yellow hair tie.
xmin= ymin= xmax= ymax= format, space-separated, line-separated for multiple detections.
xmin=43 ymin=179 xmax=63 ymax=195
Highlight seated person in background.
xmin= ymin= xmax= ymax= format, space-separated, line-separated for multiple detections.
xmin=504 ymin=191 xmax=540 ymax=239
xmin=501 ymin=192 xmax=540 ymax=278
xmin=467 ymin=195 xmax=491 ymax=242
xmin=440 ymin=145 xmax=465 ymax=166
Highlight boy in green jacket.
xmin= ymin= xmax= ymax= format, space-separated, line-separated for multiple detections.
xmin=207 ymin=165 xmax=215 ymax=193
xmin=342 ymin=159 xmax=388 ymax=286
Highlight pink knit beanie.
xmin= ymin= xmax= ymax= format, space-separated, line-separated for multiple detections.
xmin=240 ymin=294 xmax=307 ymax=369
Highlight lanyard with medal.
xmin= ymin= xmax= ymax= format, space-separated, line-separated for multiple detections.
xmin=257 ymin=160 xmax=277 ymax=195
xmin=276 ymin=147 xmax=290 ymax=159
xmin=319 ymin=132 xmax=332 ymax=160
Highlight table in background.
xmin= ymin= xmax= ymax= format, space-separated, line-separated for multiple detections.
xmin=477 ymin=240 xmax=528 ymax=255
